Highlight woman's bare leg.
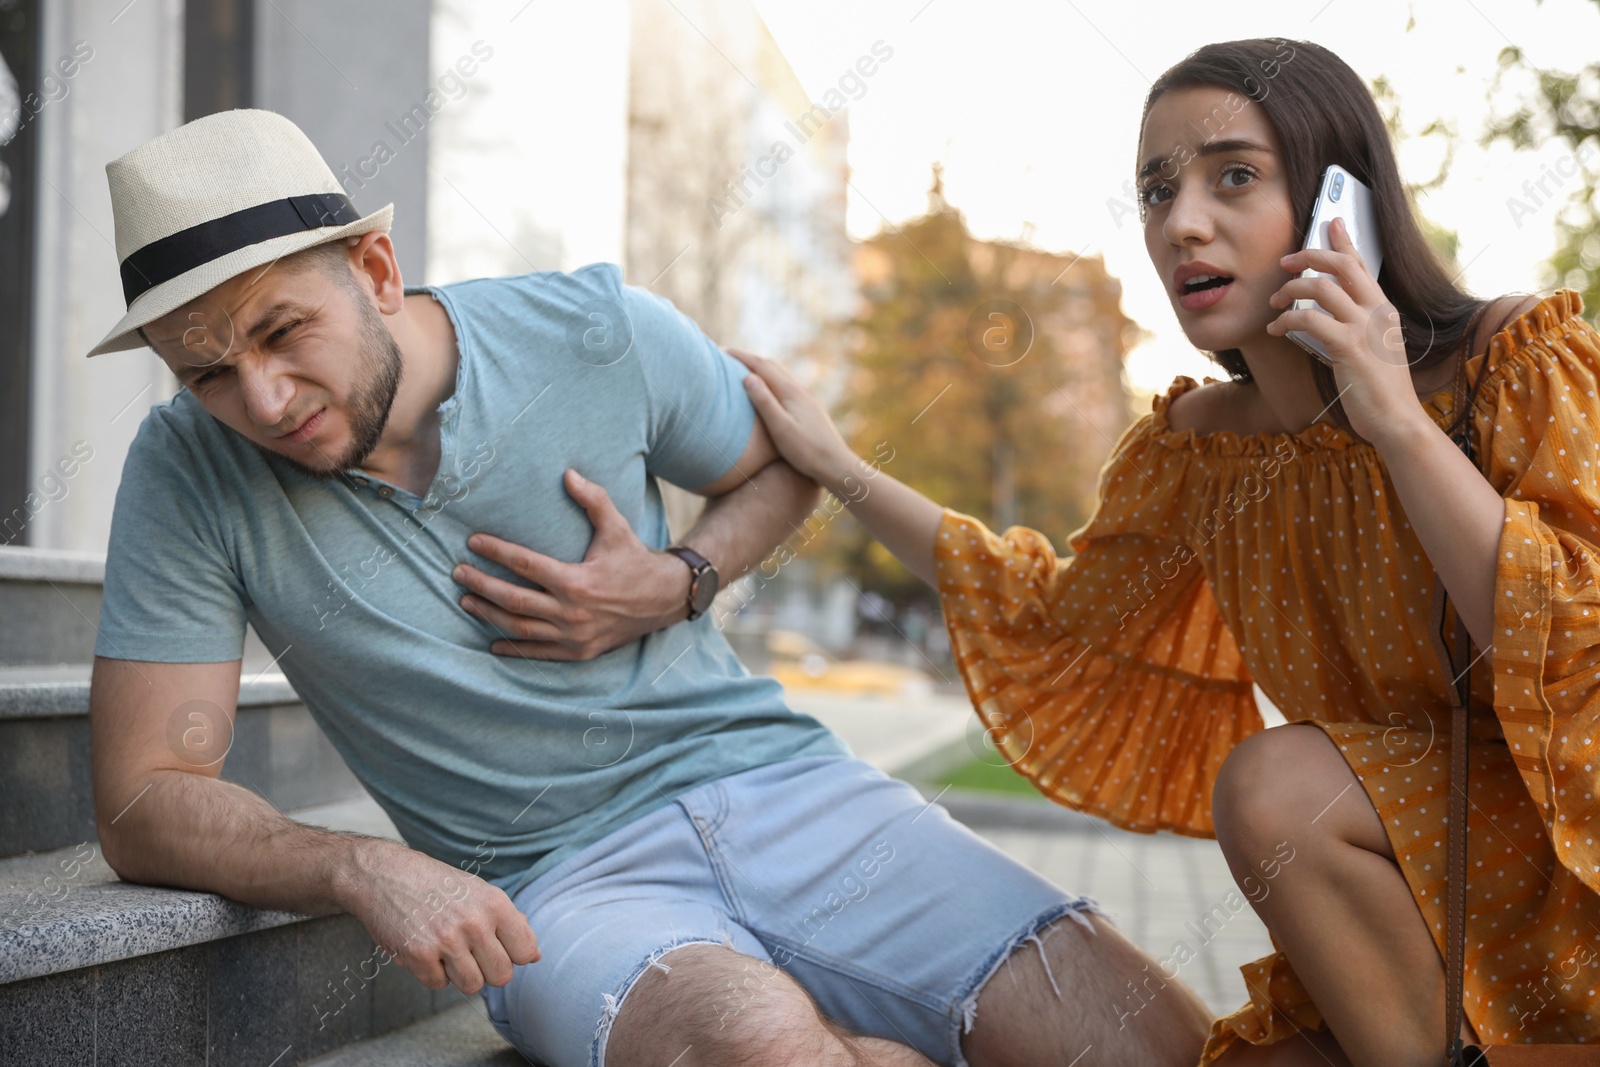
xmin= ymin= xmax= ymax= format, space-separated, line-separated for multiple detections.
xmin=1210 ymin=724 xmax=1479 ymax=1067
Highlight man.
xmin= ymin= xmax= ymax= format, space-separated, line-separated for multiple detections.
xmin=86 ymin=109 xmax=1210 ymax=1067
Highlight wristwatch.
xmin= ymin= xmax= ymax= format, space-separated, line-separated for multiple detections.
xmin=665 ymin=544 xmax=719 ymax=621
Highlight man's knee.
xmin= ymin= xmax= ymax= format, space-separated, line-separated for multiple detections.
xmin=604 ymin=944 xmax=853 ymax=1067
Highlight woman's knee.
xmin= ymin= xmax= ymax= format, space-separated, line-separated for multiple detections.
xmin=1212 ymin=724 xmax=1346 ymax=858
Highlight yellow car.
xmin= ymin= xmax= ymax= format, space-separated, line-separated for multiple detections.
xmin=762 ymin=630 xmax=934 ymax=699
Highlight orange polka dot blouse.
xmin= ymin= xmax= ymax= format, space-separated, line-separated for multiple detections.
xmin=933 ymin=289 xmax=1600 ymax=1057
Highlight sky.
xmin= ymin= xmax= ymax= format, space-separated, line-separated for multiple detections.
xmin=750 ymin=0 xmax=1600 ymax=395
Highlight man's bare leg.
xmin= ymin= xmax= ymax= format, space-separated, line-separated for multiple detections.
xmin=604 ymin=944 xmax=937 ymax=1067
xmin=960 ymin=909 xmax=1213 ymax=1067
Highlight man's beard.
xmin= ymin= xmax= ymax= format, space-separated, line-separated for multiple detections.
xmin=265 ymin=290 xmax=404 ymax=481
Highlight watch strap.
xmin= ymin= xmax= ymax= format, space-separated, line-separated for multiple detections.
xmin=666 ymin=544 xmax=712 ymax=573
xmin=665 ymin=544 xmax=714 ymax=620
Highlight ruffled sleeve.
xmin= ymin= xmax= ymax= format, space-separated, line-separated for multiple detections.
xmin=934 ymin=382 xmax=1262 ymax=837
xmin=1481 ymin=290 xmax=1600 ymax=895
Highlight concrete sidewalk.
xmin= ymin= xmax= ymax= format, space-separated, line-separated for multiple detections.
xmin=783 ymin=686 xmax=976 ymax=779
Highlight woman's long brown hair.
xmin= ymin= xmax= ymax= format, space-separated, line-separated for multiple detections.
xmin=1136 ymin=38 xmax=1533 ymax=442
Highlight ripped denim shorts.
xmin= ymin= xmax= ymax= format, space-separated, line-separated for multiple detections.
xmin=481 ymin=754 xmax=1110 ymax=1067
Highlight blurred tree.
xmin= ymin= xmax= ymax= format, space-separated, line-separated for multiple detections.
xmin=1477 ymin=1 xmax=1600 ymax=318
xmin=1368 ymin=72 xmax=1465 ymax=268
xmin=813 ymin=167 xmax=1143 ymax=607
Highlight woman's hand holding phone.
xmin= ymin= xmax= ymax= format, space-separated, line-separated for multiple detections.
xmin=1267 ymin=216 xmax=1435 ymax=449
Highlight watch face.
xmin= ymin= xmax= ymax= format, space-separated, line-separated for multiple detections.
xmin=691 ymin=566 xmax=719 ymax=613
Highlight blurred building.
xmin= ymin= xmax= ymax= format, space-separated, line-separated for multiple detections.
xmin=424 ymin=1 xmax=631 ymax=283
xmin=427 ymin=0 xmax=854 ymax=372
xmin=625 ymin=0 xmax=853 ymax=367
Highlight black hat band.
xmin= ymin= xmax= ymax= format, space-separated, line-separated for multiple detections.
xmin=119 ymin=192 xmax=363 ymax=306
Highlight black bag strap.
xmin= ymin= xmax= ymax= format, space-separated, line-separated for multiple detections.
xmin=1435 ymin=300 xmax=1531 ymax=1063
xmin=1432 ymin=550 xmax=1472 ymax=1064
xmin=1431 ymin=328 xmax=1489 ymax=1064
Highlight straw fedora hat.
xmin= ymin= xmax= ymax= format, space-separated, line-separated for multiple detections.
xmin=87 ymin=108 xmax=393 ymax=358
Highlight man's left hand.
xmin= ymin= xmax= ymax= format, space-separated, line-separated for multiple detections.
xmin=451 ymin=469 xmax=687 ymax=661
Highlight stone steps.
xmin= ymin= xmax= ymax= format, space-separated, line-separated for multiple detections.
xmin=0 ymin=795 xmax=394 ymax=984
xmin=0 ymin=544 xmax=456 ymax=1065
xmin=0 ymin=795 xmax=463 ymax=1066
xmin=0 ymin=546 xmax=106 ymax=668
xmin=0 ymin=544 xmax=370 ymax=861
xmin=303 ymin=1002 xmax=519 ymax=1067
xmin=0 ymin=664 xmax=366 ymax=859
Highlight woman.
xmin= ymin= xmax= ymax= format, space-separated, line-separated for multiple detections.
xmin=732 ymin=37 xmax=1600 ymax=1067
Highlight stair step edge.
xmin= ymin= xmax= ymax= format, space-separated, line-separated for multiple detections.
xmin=0 ymin=546 xmax=105 ymax=584
xmin=0 ymin=667 xmax=298 ymax=719
xmin=0 ymin=794 xmax=397 ymax=984
xmin=303 ymin=1001 xmax=519 ymax=1066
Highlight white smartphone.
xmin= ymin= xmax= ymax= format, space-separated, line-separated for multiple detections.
xmin=1286 ymin=164 xmax=1383 ymax=365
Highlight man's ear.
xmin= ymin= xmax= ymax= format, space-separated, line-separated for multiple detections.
xmin=350 ymin=232 xmax=404 ymax=314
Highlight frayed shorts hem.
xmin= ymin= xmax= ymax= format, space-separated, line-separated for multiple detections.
xmin=593 ymin=936 xmax=732 ymax=1067
xmin=943 ymin=894 xmax=1115 ymax=1067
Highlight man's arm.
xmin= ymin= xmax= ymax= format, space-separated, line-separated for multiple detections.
xmin=452 ymin=416 xmax=822 ymax=660
xmin=90 ymin=656 xmax=539 ymax=993
xmin=679 ymin=420 xmax=824 ymax=587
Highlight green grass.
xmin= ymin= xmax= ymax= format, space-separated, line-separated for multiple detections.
xmin=934 ymin=756 xmax=1049 ymax=799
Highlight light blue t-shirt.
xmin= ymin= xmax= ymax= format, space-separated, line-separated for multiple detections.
xmin=95 ymin=263 xmax=849 ymax=898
